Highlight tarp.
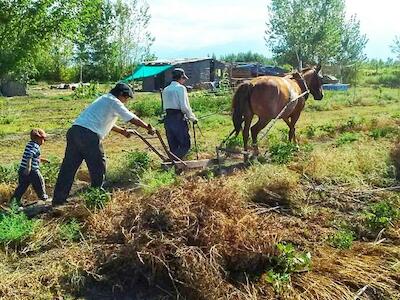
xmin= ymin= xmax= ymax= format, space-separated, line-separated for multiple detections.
xmin=123 ymin=65 xmax=173 ymax=81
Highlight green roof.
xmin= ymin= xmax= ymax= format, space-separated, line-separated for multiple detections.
xmin=123 ymin=64 xmax=172 ymax=81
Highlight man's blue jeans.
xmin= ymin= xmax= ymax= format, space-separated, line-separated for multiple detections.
xmin=164 ymin=112 xmax=190 ymax=159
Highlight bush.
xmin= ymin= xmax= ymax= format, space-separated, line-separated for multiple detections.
xmin=269 ymin=142 xmax=298 ymax=164
xmin=59 ymin=219 xmax=82 ymax=242
xmin=328 ymin=229 xmax=355 ymax=249
xmin=129 ymin=97 xmax=163 ymax=117
xmin=73 ymin=83 xmax=100 ymax=100
xmin=363 ymin=201 xmax=400 ymax=231
xmin=0 ymin=205 xmax=41 ymax=247
xmin=83 ymin=187 xmax=110 ymax=210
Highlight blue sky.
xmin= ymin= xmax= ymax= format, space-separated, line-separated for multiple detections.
xmin=147 ymin=0 xmax=399 ymax=60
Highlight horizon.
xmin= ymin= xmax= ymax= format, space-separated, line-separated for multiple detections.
xmin=147 ymin=0 xmax=399 ymax=61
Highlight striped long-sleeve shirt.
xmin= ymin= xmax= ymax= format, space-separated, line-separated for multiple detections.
xmin=19 ymin=141 xmax=41 ymax=171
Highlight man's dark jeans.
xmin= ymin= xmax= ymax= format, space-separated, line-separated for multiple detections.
xmin=53 ymin=125 xmax=106 ymax=205
xmin=12 ymin=169 xmax=48 ymax=205
xmin=164 ymin=110 xmax=190 ymax=159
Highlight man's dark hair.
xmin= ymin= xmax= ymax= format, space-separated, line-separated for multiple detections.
xmin=110 ymin=82 xmax=134 ymax=98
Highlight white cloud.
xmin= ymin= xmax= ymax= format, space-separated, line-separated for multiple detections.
xmin=147 ymin=0 xmax=400 ymax=59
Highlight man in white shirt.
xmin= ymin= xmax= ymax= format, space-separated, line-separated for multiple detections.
xmin=52 ymin=82 xmax=155 ymax=206
xmin=162 ymin=68 xmax=197 ymax=159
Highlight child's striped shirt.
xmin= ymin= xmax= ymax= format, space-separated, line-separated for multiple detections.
xmin=19 ymin=141 xmax=41 ymax=171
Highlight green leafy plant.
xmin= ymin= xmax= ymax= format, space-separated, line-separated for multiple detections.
xmin=269 ymin=142 xmax=298 ymax=164
xmin=328 ymin=229 xmax=355 ymax=249
xmin=0 ymin=163 xmax=18 ymax=183
xmin=263 ymin=242 xmax=312 ymax=293
xmin=369 ymin=127 xmax=398 ymax=139
xmin=336 ymin=132 xmax=359 ymax=146
xmin=304 ymin=125 xmax=317 ymax=138
xmin=59 ymin=218 xmax=82 ymax=242
xmin=363 ymin=201 xmax=400 ymax=231
xmin=83 ymin=187 xmax=110 ymax=210
xmin=73 ymin=83 xmax=100 ymax=100
xmin=40 ymin=156 xmax=61 ymax=185
xmin=225 ymin=135 xmax=243 ymax=149
xmin=0 ymin=204 xmax=41 ymax=247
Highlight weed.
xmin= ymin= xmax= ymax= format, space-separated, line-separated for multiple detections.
xmin=73 ymin=83 xmax=100 ymax=100
xmin=0 ymin=163 xmax=18 ymax=183
xmin=369 ymin=127 xmax=398 ymax=139
xmin=328 ymin=229 xmax=355 ymax=249
xmin=262 ymin=242 xmax=311 ymax=293
xmin=363 ymin=201 xmax=400 ymax=232
xmin=126 ymin=150 xmax=151 ymax=178
xmin=40 ymin=156 xmax=61 ymax=185
xmin=225 ymin=135 xmax=243 ymax=149
xmin=304 ymin=125 xmax=316 ymax=138
xmin=336 ymin=132 xmax=359 ymax=146
xmin=129 ymin=97 xmax=163 ymax=117
xmin=269 ymin=142 xmax=298 ymax=164
xmin=83 ymin=187 xmax=110 ymax=210
xmin=0 ymin=204 xmax=41 ymax=247
xmin=59 ymin=219 xmax=82 ymax=242
xmin=141 ymin=169 xmax=177 ymax=194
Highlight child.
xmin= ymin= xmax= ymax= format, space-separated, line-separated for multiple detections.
xmin=11 ymin=128 xmax=50 ymax=206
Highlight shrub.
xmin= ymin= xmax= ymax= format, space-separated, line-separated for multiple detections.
xmin=73 ymin=83 xmax=100 ymax=100
xmin=0 ymin=204 xmax=41 ymax=247
xmin=269 ymin=142 xmax=298 ymax=164
xmin=59 ymin=219 xmax=82 ymax=242
xmin=363 ymin=201 xmax=400 ymax=232
xmin=328 ymin=229 xmax=355 ymax=249
xmin=83 ymin=187 xmax=110 ymax=210
xmin=129 ymin=97 xmax=162 ymax=117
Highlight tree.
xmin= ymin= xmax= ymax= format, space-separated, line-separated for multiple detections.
xmin=220 ymin=51 xmax=273 ymax=65
xmin=335 ymin=15 xmax=368 ymax=82
xmin=265 ymin=0 xmax=346 ymax=69
xmin=113 ymin=0 xmax=155 ymax=80
xmin=391 ymin=36 xmax=400 ymax=61
xmin=0 ymin=0 xmax=81 ymax=81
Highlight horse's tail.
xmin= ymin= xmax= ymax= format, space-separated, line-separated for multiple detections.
xmin=232 ymin=82 xmax=253 ymax=135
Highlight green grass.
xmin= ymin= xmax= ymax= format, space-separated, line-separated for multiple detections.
xmin=0 ymin=205 xmax=41 ymax=247
xmin=59 ymin=219 xmax=82 ymax=242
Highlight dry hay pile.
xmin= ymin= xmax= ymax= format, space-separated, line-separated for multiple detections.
xmin=86 ymin=178 xmax=400 ymax=299
xmin=391 ymin=142 xmax=400 ymax=180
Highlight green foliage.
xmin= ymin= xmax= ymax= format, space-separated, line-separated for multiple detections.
xmin=126 ymin=150 xmax=151 ymax=176
xmin=369 ymin=127 xmax=398 ymax=140
xmin=40 ymin=156 xmax=61 ymax=185
xmin=0 ymin=163 xmax=18 ymax=183
xmin=391 ymin=36 xmax=400 ymax=61
xmin=336 ymin=132 xmax=359 ymax=146
xmin=73 ymin=83 xmax=100 ymax=100
xmin=129 ymin=97 xmax=163 ymax=117
xmin=59 ymin=219 xmax=82 ymax=242
xmin=0 ymin=204 xmax=41 ymax=247
xmin=225 ymin=135 xmax=244 ymax=149
xmin=141 ymin=169 xmax=177 ymax=194
xmin=269 ymin=142 xmax=298 ymax=164
xmin=328 ymin=229 xmax=355 ymax=249
xmin=363 ymin=201 xmax=400 ymax=231
xmin=83 ymin=187 xmax=111 ymax=210
xmin=220 ymin=51 xmax=274 ymax=65
xmin=263 ymin=242 xmax=312 ymax=293
xmin=304 ymin=125 xmax=317 ymax=138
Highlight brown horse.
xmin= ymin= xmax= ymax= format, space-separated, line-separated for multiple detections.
xmin=232 ymin=65 xmax=323 ymax=153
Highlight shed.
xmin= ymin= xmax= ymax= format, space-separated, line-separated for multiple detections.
xmin=124 ymin=58 xmax=225 ymax=92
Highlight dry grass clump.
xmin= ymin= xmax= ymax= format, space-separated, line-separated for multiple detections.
xmin=0 ymin=245 xmax=94 ymax=299
xmin=88 ymin=179 xmax=280 ymax=299
xmin=0 ymin=183 xmax=14 ymax=205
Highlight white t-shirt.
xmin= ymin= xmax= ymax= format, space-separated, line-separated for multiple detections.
xmin=74 ymin=93 xmax=138 ymax=139
xmin=162 ymin=81 xmax=197 ymax=121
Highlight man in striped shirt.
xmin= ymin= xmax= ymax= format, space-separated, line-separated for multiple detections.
xmin=11 ymin=128 xmax=49 ymax=206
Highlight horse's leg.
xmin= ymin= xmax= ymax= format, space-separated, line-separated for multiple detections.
xmin=243 ymin=113 xmax=253 ymax=152
xmin=251 ymin=116 xmax=271 ymax=156
xmin=289 ymin=112 xmax=302 ymax=144
xmin=283 ymin=118 xmax=294 ymax=142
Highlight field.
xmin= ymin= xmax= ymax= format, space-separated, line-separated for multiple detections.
xmin=0 ymin=84 xmax=399 ymax=299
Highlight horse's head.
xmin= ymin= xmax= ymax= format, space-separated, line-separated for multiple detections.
xmin=303 ymin=64 xmax=323 ymax=100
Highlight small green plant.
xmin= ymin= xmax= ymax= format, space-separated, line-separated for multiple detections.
xmin=269 ymin=142 xmax=298 ymax=164
xmin=83 ymin=187 xmax=110 ymax=210
xmin=73 ymin=83 xmax=100 ymax=100
xmin=369 ymin=127 xmax=397 ymax=139
xmin=336 ymin=132 xmax=359 ymax=146
xmin=126 ymin=150 xmax=151 ymax=178
xmin=59 ymin=219 xmax=82 ymax=242
xmin=262 ymin=242 xmax=312 ymax=293
xmin=141 ymin=169 xmax=177 ymax=194
xmin=328 ymin=229 xmax=355 ymax=249
xmin=304 ymin=125 xmax=317 ymax=138
xmin=0 ymin=163 xmax=18 ymax=183
xmin=363 ymin=201 xmax=400 ymax=231
xmin=225 ymin=135 xmax=243 ymax=149
xmin=0 ymin=204 xmax=41 ymax=247
xmin=40 ymin=156 xmax=61 ymax=185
